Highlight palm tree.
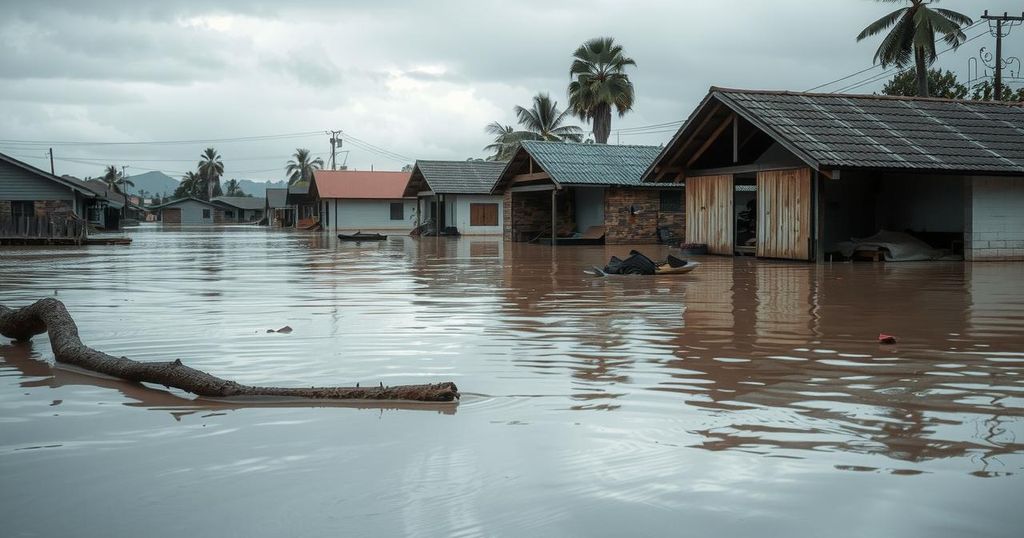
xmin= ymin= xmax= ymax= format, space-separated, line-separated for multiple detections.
xmin=514 ymin=93 xmax=583 ymax=143
xmin=197 ymin=147 xmax=224 ymax=200
xmin=175 ymin=171 xmax=204 ymax=199
xmin=567 ymin=37 xmax=636 ymax=144
xmin=101 ymin=165 xmax=134 ymax=216
xmin=483 ymin=121 xmax=530 ymax=161
xmin=223 ymin=179 xmax=244 ymax=196
xmin=856 ymin=0 xmax=973 ymax=98
xmin=285 ymin=148 xmax=324 ymax=185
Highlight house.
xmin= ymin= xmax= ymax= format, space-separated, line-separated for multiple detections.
xmin=73 ymin=178 xmax=126 ymax=230
xmin=265 ymin=188 xmax=293 ymax=227
xmin=212 ymin=196 xmax=266 ymax=223
xmin=310 ymin=170 xmax=416 ymax=232
xmin=644 ymin=87 xmax=1024 ymax=261
xmin=0 ymin=152 xmax=94 ymax=240
xmin=490 ymin=141 xmax=684 ymax=244
xmin=403 ymin=160 xmax=507 ymax=235
xmin=149 ymin=197 xmax=224 ymax=225
xmin=286 ymin=181 xmax=316 ymax=227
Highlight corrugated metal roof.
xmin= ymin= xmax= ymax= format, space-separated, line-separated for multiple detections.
xmin=212 ymin=196 xmax=266 ymax=210
xmin=414 ymin=160 xmax=507 ymax=194
xmin=149 ymin=197 xmax=219 ymax=210
xmin=714 ymin=88 xmax=1024 ymax=173
xmin=521 ymin=141 xmax=663 ymax=186
xmin=266 ymin=188 xmax=288 ymax=208
xmin=312 ymin=170 xmax=411 ymax=199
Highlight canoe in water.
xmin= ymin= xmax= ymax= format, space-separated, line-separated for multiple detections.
xmin=338 ymin=232 xmax=388 ymax=241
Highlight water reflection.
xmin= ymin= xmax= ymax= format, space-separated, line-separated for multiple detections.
xmin=1 ymin=227 xmax=1023 ymax=536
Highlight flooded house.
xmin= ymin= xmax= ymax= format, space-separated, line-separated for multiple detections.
xmin=0 ymin=152 xmax=93 ymax=240
xmin=211 ymin=196 xmax=266 ymax=223
xmin=490 ymin=141 xmax=684 ymax=244
xmin=73 ymin=178 xmax=127 ymax=230
xmin=150 ymin=197 xmax=224 ymax=225
xmin=287 ymin=181 xmax=316 ymax=227
xmin=310 ymin=170 xmax=416 ymax=233
xmin=644 ymin=87 xmax=1024 ymax=261
xmin=402 ymin=160 xmax=507 ymax=235
xmin=265 ymin=187 xmax=293 ymax=227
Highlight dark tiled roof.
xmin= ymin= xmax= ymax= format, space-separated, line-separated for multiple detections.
xmin=288 ymin=181 xmax=309 ymax=195
xmin=149 ymin=197 xmax=219 ymax=210
xmin=519 ymin=141 xmax=662 ymax=186
xmin=266 ymin=188 xmax=288 ymax=208
xmin=714 ymin=88 xmax=1024 ymax=173
xmin=414 ymin=160 xmax=507 ymax=194
xmin=212 ymin=196 xmax=266 ymax=210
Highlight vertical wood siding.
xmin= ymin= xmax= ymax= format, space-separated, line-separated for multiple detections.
xmin=756 ymin=168 xmax=812 ymax=260
xmin=685 ymin=175 xmax=733 ymax=255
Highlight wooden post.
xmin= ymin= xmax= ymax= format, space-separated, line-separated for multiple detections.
xmin=551 ymin=188 xmax=557 ymax=244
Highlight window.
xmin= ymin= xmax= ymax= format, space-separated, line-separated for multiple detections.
xmin=11 ymin=201 xmax=34 ymax=220
xmin=470 ymin=203 xmax=499 ymax=226
xmin=390 ymin=202 xmax=404 ymax=221
xmin=202 ymin=209 xmax=211 ymax=219
xmin=659 ymin=190 xmax=682 ymax=213
xmin=225 ymin=210 xmax=234 ymax=219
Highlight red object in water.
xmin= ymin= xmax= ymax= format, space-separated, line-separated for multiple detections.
xmin=878 ymin=333 xmax=897 ymax=344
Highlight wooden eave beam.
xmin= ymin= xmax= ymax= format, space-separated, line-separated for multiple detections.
xmin=662 ymin=102 xmax=723 ymax=169
xmin=687 ymin=112 xmax=736 ymax=168
xmin=511 ymin=172 xmax=551 ymax=184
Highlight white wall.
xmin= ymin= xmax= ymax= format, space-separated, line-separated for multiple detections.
xmin=327 ymin=198 xmax=416 ymax=232
xmin=162 ymin=199 xmax=215 ymax=225
xmin=449 ymin=194 xmax=504 ymax=235
xmin=966 ymin=176 xmax=1024 ymax=261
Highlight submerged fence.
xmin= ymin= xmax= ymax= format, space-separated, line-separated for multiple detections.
xmin=0 ymin=215 xmax=88 ymax=243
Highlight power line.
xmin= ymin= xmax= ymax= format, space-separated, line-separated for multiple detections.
xmin=0 ymin=130 xmax=323 ymax=147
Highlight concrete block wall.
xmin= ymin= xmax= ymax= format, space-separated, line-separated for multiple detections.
xmin=605 ymin=187 xmax=659 ymax=244
xmin=965 ymin=176 xmax=1024 ymax=261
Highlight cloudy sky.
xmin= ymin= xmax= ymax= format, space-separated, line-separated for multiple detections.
xmin=0 ymin=0 xmax=1020 ymax=182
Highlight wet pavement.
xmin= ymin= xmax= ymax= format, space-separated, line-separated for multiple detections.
xmin=1 ymin=225 xmax=1022 ymax=537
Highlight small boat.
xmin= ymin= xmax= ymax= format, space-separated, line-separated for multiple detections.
xmin=338 ymin=232 xmax=388 ymax=241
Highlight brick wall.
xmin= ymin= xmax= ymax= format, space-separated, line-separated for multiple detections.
xmin=966 ymin=176 xmax=1024 ymax=261
xmin=34 ymin=200 xmax=74 ymax=217
xmin=506 ymin=190 xmax=573 ymax=241
xmin=604 ymin=188 xmax=660 ymax=244
xmin=503 ymin=191 xmax=513 ymax=241
xmin=658 ymin=190 xmax=685 ymax=239
xmin=0 ymin=201 xmax=10 ymax=220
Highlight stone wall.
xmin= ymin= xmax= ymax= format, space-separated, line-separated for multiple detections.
xmin=34 ymin=200 xmax=74 ymax=218
xmin=966 ymin=176 xmax=1024 ymax=261
xmin=0 ymin=201 xmax=10 ymax=220
xmin=657 ymin=190 xmax=685 ymax=240
xmin=604 ymin=188 xmax=659 ymax=244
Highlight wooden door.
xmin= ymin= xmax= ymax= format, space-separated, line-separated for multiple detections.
xmin=162 ymin=208 xmax=181 ymax=225
xmin=685 ymin=175 xmax=733 ymax=255
xmin=756 ymin=168 xmax=812 ymax=260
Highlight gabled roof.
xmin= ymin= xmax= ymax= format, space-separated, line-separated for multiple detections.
xmin=0 ymin=152 xmax=96 ymax=197
xmin=211 ymin=196 xmax=266 ymax=210
xmin=492 ymin=141 xmax=663 ymax=192
xmin=403 ymin=160 xmax=507 ymax=196
xmin=148 ymin=196 xmax=220 ymax=210
xmin=266 ymin=188 xmax=289 ymax=208
xmin=645 ymin=87 xmax=1024 ymax=179
xmin=312 ymin=170 xmax=411 ymax=199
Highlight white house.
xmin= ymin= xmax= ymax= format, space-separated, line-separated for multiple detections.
xmin=403 ymin=160 xmax=507 ymax=235
xmin=151 ymin=197 xmax=223 ymax=225
xmin=310 ymin=170 xmax=416 ymax=232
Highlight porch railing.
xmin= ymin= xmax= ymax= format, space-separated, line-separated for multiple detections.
xmin=0 ymin=215 xmax=88 ymax=242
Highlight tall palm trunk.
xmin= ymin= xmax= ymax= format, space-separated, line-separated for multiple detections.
xmin=206 ymin=178 xmax=216 ymax=201
xmin=593 ymin=103 xmax=612 ymax=144
xmin=915 ymin=48 xmax=929 ymax=97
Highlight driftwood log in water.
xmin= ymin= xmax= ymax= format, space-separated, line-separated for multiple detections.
xmin=0 ymin=298 xmax=459 ymax=402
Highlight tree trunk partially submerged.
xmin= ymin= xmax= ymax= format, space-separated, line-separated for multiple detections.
xmin=0 ymin=298 xmax=459 ymax=403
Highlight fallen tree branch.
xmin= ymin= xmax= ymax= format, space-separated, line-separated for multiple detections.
xmin=0 ymin=298 xmax=459 ymax=403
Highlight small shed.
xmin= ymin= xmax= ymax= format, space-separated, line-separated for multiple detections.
xmin=491 ymin=141 xmax=683 ymax=244
xmin=150 ymin=197 xmax=223 ymax=225
xmin=403 ymin=160 xmax=507 ymax=235
xmin=645 ymin=87 xmax=1024 ymax=261
xmin=265 ymin=188 xmax=292 ymax=227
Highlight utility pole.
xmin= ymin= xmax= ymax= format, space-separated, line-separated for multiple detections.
xmin=48 ymin=148 xmax=54 ymax=175
xmin=327 ymin=129 xmax=342 ymax=170
xmin=981 ymin=10 xmax=1024 ymax=100
xmin=121 ymin=165 xmax=129 ymax=220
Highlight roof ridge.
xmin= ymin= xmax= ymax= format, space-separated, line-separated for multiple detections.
xmin=523 ymin=140 xmax=662 ymax=149
xmin=710 ymin=86 xmax=1024 ymax=107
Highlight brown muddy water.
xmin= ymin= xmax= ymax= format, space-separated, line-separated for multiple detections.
xmin=1 ymin=226 xmax=1023 ymax=537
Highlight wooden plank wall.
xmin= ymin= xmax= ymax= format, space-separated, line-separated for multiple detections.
xmin=756 ymin=168 xmax=812 ymax=260
xmin=685 ymin=175 xmax=733 ymax=255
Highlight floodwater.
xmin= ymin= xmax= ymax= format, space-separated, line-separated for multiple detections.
xmin=1 ymin=226 xmax=1022 ymax=537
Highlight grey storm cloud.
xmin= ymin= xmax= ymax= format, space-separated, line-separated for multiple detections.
xmin=0 ymin=0 xmax=1020 ymax=181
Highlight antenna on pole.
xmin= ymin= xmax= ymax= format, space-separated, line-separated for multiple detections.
xmin=327 ymin=130 xmax=342 ymax=170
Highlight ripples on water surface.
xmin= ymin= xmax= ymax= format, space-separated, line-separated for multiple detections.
xmin=1 ymin=225 xmax=1022 ymax=537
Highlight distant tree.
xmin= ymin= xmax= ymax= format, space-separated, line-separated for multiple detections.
xmin=970 ymin=80 xmax=1024 ymax=102
xmin=285 ymin=148 xmax=324 ymax=185
xmin=197 ymin=147 xmax=224 ymax=200
xmin=174 ymin=171 xmax=205 ymax=199
xmin=882 ymin=68 xmax=967 ymax=98
xmin=514 ymin=93 xmax=584 ymax=143
xmin=223 ymin=179 xmax=245 ymax=196
xmin=401 ymin=164 xmax=414 ymax=172
xmin=567 ymin=37 xmax=636 ymax=143
xmin=856 ymin=0 xmax=973 ymax=97
xmin=102 ymin=165 xmax=133 ymax=216
xmin=483 ymin=121 xmax=531 ymax=161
